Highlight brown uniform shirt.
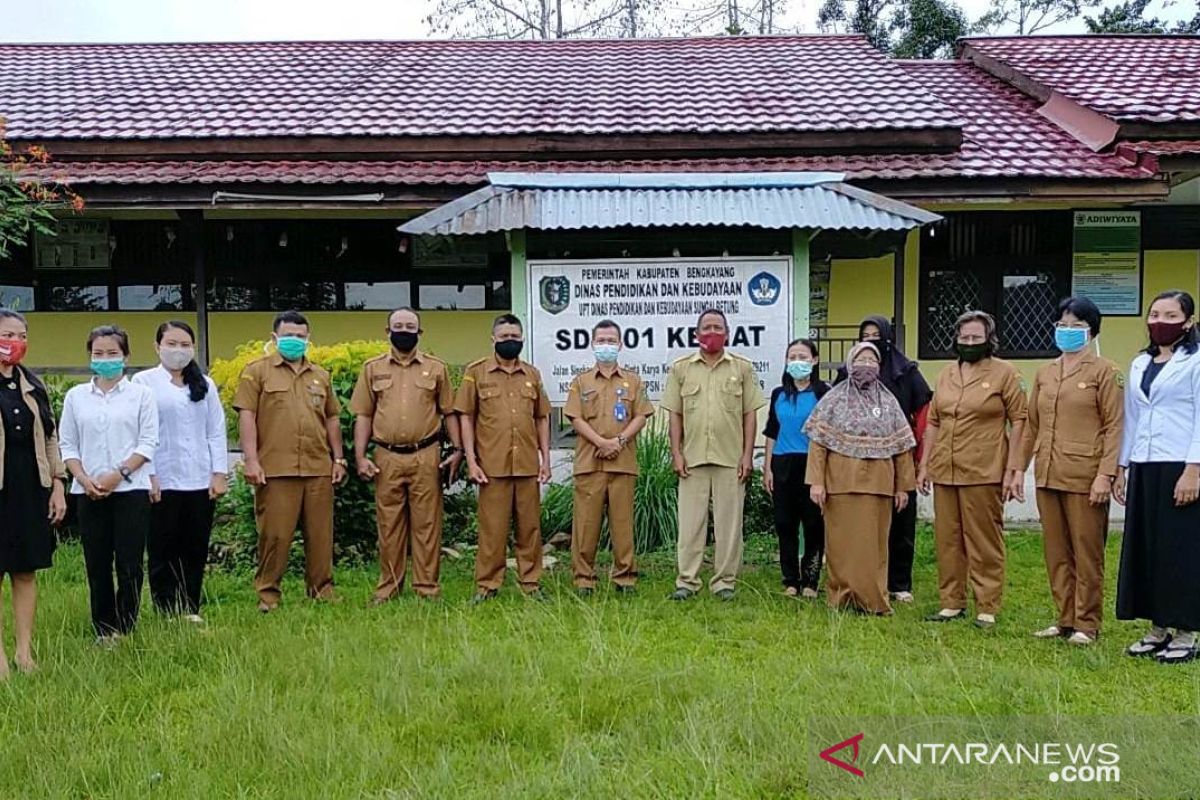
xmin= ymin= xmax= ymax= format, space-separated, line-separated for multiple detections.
xmin=806 ymin=443 xmax=916 ymax=497
xmin=660 ymin=351 xmax=767 ymax=469
xmin=349 ymin=349 xmax=455 ymax=445
xmin=233 ymin=354 xmax=340 ymax=478
xmin=1021 ymin=352 xmax=1124 ymax=493
xmin=454 ymin=356 xmax=550 ymax=478
xmin=563 ymin=364 xmax=655 ymax=476
xmin=927 ymin=356 xmax=1028 ymax=486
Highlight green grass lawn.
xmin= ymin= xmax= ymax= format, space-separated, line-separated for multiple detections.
xmin=0 ymin=529 xmax=1197 ymax=799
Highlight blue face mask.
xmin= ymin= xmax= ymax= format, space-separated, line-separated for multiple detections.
xmin=594 ymin=343 xmax=619 ymax=364
xmin=786 ymin=360 xmax=813 ymax=380
xmin=91 ymin=358 xmax=125 ymax=380
xmin=276 ymin=335 xmax=308 ymax=361
xmin=1054 ymin=326 xmax=1089 ymax=353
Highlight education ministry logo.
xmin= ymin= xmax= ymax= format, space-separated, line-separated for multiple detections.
xmin=538 ymin=275 xmax=570 ymax=314
xmin=804 ymin=717 xmax=1160 ymax=799
xmin=748 ymin=271 xmax=781 ymax=306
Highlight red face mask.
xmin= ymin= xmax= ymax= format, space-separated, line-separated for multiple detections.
xmin=0 ymin=339 xmax=27 ymax=366
xmin=698 ymin=332 xmax=726 ymax=354
xmin=1148 ymin=320 xmax=1191 ymax=347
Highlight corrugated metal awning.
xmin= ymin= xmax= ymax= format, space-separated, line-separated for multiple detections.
xmin=397 ymin=172 xmax=939 ymax=235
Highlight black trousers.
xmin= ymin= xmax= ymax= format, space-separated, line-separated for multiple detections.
xmin=149 ymin=489 xmax=215 ymax=615
xmin=887 ymin=492 xmax=919 ymax=593
xmin=78 ymin=491 xmax=150 ymax=636
xmin=770 ymin=453 xmax=826 ymax=590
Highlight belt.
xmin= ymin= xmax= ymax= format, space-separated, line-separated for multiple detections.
xmin=372 ymin=433 xmax=440 ymax=455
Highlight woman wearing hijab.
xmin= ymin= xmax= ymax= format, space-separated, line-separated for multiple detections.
xmin=836 ymin=315 xmax=932 ymax=603
xmin=805 ymin=342 xmax=917 ymax=615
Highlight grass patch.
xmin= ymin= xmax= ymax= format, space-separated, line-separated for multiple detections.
xmin=0 ymin=529 xmax=1197 ymax=799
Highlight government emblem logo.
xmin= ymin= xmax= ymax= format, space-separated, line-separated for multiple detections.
xmin=748 ymin=272 xmax=782 ymax=306
xmin=539 ymin=276 xmax=570 ymax=314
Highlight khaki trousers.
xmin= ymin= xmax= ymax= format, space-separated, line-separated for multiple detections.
xmin=676 ymin=465 xmax=744 ymax=593
xmin=933 ymin=483 xmax=1005 ymax=615
xmin=571 ymin=471 xmax=637 ymax=588
xmin=475 ymin=476 xmax=542 ymax=593
xmin=1036 ymin=488 xmax=1108 ymax=635
xmin=374 ymin=446 xmax=443 ymax=600
xmin=824 ymin=494 xmax=892 ymax=614
xmin=253 ymin=476 xmax=334 ymax=603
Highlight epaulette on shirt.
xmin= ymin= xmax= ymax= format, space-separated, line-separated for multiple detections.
xmin=728 ymin=352 xmax=754 ymax=364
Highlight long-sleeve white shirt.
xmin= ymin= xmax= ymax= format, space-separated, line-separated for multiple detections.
xmin=1120 ymin=348 xmax=1200 ymax=467
xmin=133 ymin=366 xmax=228 ymax=491
xmin=59 ymin=377 xmax=158 ymax=494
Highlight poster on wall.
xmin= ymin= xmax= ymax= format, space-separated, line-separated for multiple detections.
xmin=1072 ymin=211 xmax=1141 ymax=314
xmin=34 ymin=219 xmax=110 ymax=270
xmin=808 ymin=258 xmax=831 ymax=336
xmin=528 ymin=257 xmax=793 ymax=403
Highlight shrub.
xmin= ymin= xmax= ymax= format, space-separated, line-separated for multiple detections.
xmin=41 ymin=372 xmax=82 ymax=420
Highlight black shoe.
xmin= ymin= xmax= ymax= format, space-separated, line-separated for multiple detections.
xmin=614 ymin=584 xmax=636 ymax=595
xmin=576 ymin=587 xmax=595 ymax=598
xmin=669 ymin=588 xmax=696 ymax=601
xmin=525 ymin=588 xmax=546 ymax=601
xmin=924 ymin=609 xmax=964 ymax=622
xmin=470 ymin=590 xmax=498 ymax=606
xmin=715 ymin=588 xmax=735 ymax=602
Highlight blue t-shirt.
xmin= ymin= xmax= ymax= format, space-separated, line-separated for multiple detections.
xmin=772 ymin=389 xmax=818 ymax=455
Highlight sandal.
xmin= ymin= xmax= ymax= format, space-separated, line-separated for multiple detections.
xmin=783 ymin=587 xmax=799 ymax=598
xmin=1155 ymin=640 xmax=1197 ymax=665
xmin=801 ymin=588 xmax=819 ymax=600
xmin=1032 ymin=625 xmax=1070 ymax=639
xmin=1127 ymin=633 xmax=1172 ymax=658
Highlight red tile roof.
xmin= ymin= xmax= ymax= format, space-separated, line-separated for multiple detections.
xmin=1121 ymin=139 xmax=1200 ymax=155
xmin=962 ymin=35 xmax=1200 ymax=124
xmin=0 ymin=37 xmax=960 ymax=140
xmin=22 ymin=56 xmax=1153 ymax=187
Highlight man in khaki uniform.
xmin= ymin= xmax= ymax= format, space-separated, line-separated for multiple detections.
xmin=351 ymin=307 xmax=462 ymax=603
xmin=917 ymin=310 xmax=1027 ymax=628
xmin=235 ymin=310 xmax=348 ymax=612
xmin=455 ymin=314 xmax=552 ymax=602
xmin=1017 ymin=299 xmax=1123 ymax=645
xmin=661 ymin=308 xmax=766 ymax=601
xmin=564 ymin=320 xmax=655 ymax=595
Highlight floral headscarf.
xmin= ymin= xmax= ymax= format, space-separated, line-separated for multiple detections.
xmin=803 ymin=342 xmax=916 ymax=460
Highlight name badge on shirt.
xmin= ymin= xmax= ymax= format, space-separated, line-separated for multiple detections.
xmin=614 ymin=401 xmax=628 ymax=422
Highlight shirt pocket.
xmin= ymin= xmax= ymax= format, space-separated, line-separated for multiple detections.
xmin=261 ymin=379 xmax=291 ymax=413
xmin=370 ymin=375 xmax=394 ymax=394
xmin=721 ymin=378 xmax=744 ymax=412
xmin=681 ymin=383 xmax=702 ymax=411
xmin=580 ymin=390 xmax=601 ymax=420
xmin=519 ymin=384 xmax=539 ymax=412
xmin=415 ymin=375 xmax=438 ymax=396
xmin=305 ymin=383 xmax=328 ymax=412
xmin=478 ymin=385 xmax=502 ymax=410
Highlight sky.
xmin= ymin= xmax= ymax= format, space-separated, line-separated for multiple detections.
xmin=0 ymin=0 xmax=1192 ymax=42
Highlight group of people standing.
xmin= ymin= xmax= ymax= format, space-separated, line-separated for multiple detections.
xmin=762 ymin=290 xmax=1199 ymax=665
xmin=0 ymin=288 xmax=1197 ymax=673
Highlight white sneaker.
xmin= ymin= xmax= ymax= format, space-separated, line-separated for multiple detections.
xmin=801 ymin=588 xmax=819 ymax=600
xmin=184 ymin=614 xmax=205 ymax=625
xmin=1032 ymin=625 xmax=1065 ymax=639
xmin=1067 ymin=631 xmax=1096 ymax=646
xmin=892 ymin=592 xmax=914 ymax=604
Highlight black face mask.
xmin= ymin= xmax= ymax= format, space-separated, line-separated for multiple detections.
xmin=495 ymin=340 xmax=523 ymax=361
xmin=955 ymin=342 xmax=991 ymax=363
xmin=390 ymin=331 xmax=419 ymax=353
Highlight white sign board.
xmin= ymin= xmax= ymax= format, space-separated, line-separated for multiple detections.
xmin=528 ymin=257 xmax=792 ymax=403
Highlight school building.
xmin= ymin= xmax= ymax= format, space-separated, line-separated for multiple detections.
xmin=2 ymin=34 xmax=1199 ymax=382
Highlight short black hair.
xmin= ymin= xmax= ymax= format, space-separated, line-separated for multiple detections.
xmin=696 ymin=308 xmax=728 ymax=329
xmin=273 ymin=309 xmax=309 ymax=332
xmin=87 ymin=324 xmax=131 ymax=356
xmin=1057 ymin=296 xmax=1102 ymax=337
xmin=388 ymin=306 xmax=421 ymax=327
xmin=592 ymin=319 xmax=621 ymax=336
xmin=492 ymin=313 xmax=523 ymax=332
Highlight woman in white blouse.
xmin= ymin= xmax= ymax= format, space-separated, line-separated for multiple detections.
xmin=133 ymin=321 xmax=227 ymax=624
xmin=59 ymin=325 xmax=158 ymax=644
xmin=1115 ymin=290 xmax=1200 ymax=665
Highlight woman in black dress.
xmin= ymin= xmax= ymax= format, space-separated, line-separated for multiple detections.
xmin=0 ymin=309 xmax=67 ymax=678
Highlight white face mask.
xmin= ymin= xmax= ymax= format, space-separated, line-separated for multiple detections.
xmin=160 ymin=347 xmax=195 ymax=371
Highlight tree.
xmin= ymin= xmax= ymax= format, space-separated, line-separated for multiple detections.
xmin=1 ymin=119 xmax=82 ymax=262
xmin=425 ymin=0 xmax=669 ymax=39
xmin=818 ymin=0 xmax=966 ymax=58
xmin=1085 ymin=0 xmax=1168 ymax=30
xmin=973 ymin=0 xmax=1101 ymax=34
xmin=676 ymin=0 xmax=797 ymax=34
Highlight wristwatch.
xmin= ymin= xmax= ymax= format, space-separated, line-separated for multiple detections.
xmin=118 ymin=465 xmax=133 ymax=483
xmin=617 ymin=434 xmax=627 ymax=448
xmin=334 ymin=457 xmax=348 ymax=467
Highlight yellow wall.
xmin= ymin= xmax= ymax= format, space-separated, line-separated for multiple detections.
xmin=829 ymin=239 xmax=1200 ymax=384
xmin=22 ymin=310 xmax=497 ymax=369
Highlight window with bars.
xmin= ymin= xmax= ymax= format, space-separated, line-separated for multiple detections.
xmin=919 ymin=211 xmax=1073 ymax=359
